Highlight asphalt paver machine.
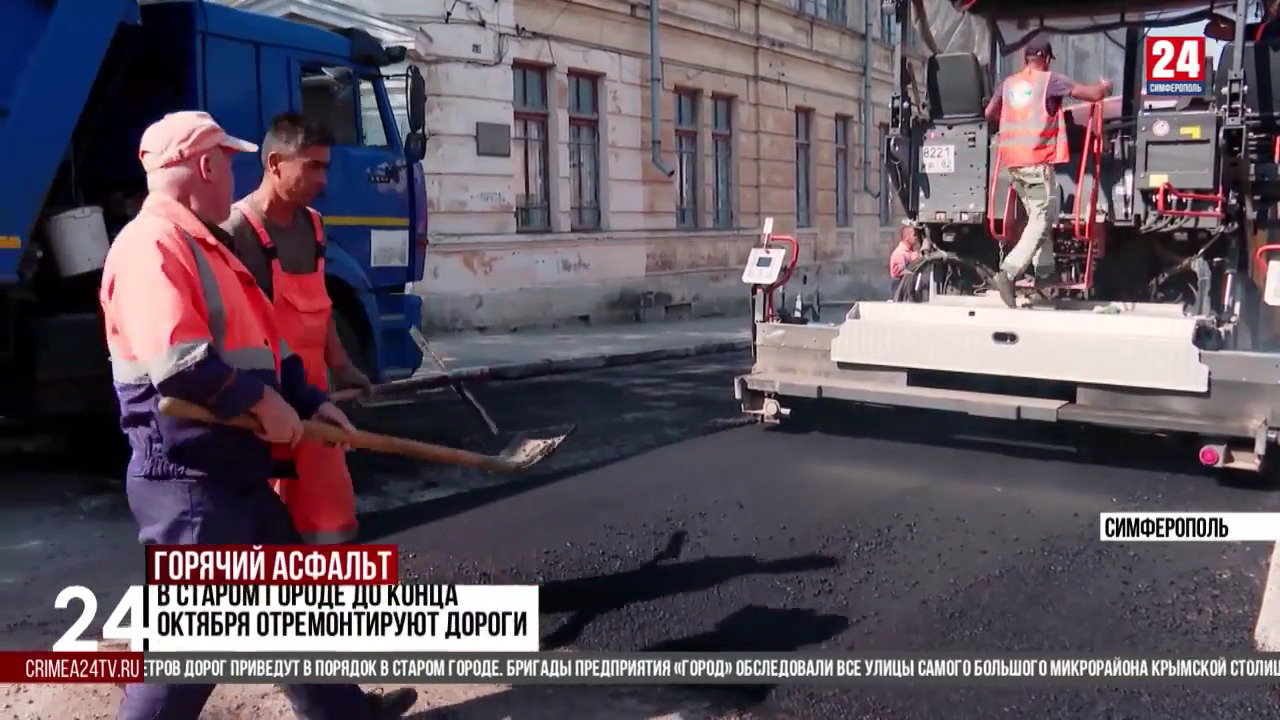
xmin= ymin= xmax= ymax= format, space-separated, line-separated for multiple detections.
xmin=737 ymin=0 xmax=1280 ymax=474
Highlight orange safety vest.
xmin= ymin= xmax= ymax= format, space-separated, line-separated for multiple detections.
xmin=997 ymin=68 xmax=1069 ymax=168
xmin=235 ymin=201 xmax=357 ymax=545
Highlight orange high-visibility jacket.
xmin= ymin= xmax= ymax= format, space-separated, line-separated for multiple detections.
xmin=100 ymin=194 xmax=327 ymax=482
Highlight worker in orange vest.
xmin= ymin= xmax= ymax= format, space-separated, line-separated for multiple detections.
xmin=221 ymin=113 xmax=372 ymax=544
xmin=983 ymin=37 xmax=1112 ymax=307
xmin=103 ymin=111 xmax=417 ymax=719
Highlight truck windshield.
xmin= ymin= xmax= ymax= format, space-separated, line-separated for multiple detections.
xmin=377 ymin=71 xmax=409 ymax=142
xmin=301 ymin=67 xmax=398 ymax=148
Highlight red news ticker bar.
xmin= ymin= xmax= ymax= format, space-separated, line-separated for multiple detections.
xmin=0 ymin=652 xmax=143 ymax=684
xmin=146 ymin=544 xmax=399 ymax=585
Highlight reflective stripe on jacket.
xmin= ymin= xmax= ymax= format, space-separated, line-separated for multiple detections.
xmin=997 ymin=69 xmax=1069 ymax=168
xmin=100 ymin=194 xmax=326 ymax=482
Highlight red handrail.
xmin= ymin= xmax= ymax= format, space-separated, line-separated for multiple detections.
xmin=1253 ymin=244 xmax=1280 ymax=275
xmin=1156 ymin=184 xmax=1225 ymax=218
xmin=1072 ymin=101 xmax=1103 ymax=242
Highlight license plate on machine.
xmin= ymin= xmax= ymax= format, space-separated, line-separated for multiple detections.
xmin=921 ymin=145 xmax=955 ymax=174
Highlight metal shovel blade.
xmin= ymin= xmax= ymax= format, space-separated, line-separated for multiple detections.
xmin=495 ymin=424 xmax=577 ymax=471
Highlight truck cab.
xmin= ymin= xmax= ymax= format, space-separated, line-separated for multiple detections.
xmin=0 ymin=0 xmax=428 ymax=420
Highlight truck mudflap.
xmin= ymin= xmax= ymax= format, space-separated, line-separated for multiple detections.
xmin=736 ymin=319 xmax=1280 ymax=472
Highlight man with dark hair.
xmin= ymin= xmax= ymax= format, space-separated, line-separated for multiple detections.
xmin=221 ymin=112 xmax=373 ymax=547
xmin=983 ymin=38 xmax=1112 ymax=307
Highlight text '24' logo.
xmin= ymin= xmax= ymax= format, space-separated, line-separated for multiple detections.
xmin=1144 ymin=37 xmax=1206 ymax=96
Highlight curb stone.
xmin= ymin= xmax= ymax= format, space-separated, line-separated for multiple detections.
xmin=409 ymin=338 xmax=752 ymax=388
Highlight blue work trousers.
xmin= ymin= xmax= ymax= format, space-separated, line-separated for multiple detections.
xmin=117 ymin=476 xmax=373 ymax=720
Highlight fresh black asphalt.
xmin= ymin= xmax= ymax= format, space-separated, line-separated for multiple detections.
xmin=349 ymin=353 xmax=1280 ymax=719
xmin=5 ymin=352 xmax=1279 ymax=719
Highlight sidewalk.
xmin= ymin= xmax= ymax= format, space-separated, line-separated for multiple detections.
xmin=408 ymin=315 xmax=753 ymax=385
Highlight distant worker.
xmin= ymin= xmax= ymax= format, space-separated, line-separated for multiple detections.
xmin=888 ymin=223 xmax=921 ymax=297
xmin=1206 ymin=0 xmax=1280 ymax=41
xmin=101 ymin=111 xmax=416 ymax=719
xmin=983 ymin=37 xmax=1112 ymax=308
xmin=222 ymin=112 xmax=372 ymax=545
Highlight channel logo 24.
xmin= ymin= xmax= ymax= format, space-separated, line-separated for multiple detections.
xmin=1144 ymin=36 xmax=1207 ymax=96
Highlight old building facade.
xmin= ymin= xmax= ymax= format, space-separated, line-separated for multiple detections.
xmin=229 ymin=0 xmax=1126 ymax=333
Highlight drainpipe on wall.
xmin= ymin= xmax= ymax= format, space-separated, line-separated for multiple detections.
xmin=649 ymin=0 xmax=675 ymax=177
xmin=861 ymin=0 xmax=880 ymax=197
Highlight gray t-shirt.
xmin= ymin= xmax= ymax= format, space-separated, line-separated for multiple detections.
xmin=220 ymin=200 xmax=324 ymax=301
xmin=992 ymin=72 xmax=1075 ymax=116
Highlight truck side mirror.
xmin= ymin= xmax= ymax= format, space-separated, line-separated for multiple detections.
xmin=405 ymin=131 xmax=426 ymax=163
xmin=406 ymin=66 xmax=425 ymax=134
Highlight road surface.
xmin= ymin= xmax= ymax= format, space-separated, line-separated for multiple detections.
xmin=2 ymin=353 xmax=1279 ymax=719
xmin=372 ymin=355 xmax=1280 ymax=719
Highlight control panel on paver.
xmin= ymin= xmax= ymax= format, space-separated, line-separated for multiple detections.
xmin=742 ymin=248 xmax=788 ymax=286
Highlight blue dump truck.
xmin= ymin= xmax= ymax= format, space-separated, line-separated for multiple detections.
xmin=0 ymin=0 xmax=428 ymax=424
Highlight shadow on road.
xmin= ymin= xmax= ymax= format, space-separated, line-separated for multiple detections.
xmin=772 ymin=400 xmax=1280 ymax=491
xmin=393 ymin=528 xmax=840 ymax=718
xmin=645 ymin=605 xmax=852 ymax=707
xmin=404 ymin=605 xmax=847 ymax=720
xmin=541 ymin=531 xmax=839 ymax=650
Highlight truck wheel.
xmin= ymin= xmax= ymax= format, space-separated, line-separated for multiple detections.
xmin=332 ymin=308 xmax=373 ymax=384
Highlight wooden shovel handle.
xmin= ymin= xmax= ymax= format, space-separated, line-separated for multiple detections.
xmin=157 ymin=397 xmax=510 ymax=471
xmin=330 ymin=388 xmax=363 ymax=403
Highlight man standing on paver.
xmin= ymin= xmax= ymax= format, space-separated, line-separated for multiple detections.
xmin=983 ymin=37 xmax=1113 ymax=307
xmin=222 ymin=113 xmax=371 ymax=545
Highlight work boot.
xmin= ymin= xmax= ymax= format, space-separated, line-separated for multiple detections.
xmin=991 ymin=272 xmax=1017 ymax=308
xmin=368 ymin=687 xmax=418 ymax=718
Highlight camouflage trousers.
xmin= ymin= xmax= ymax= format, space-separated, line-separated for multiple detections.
xmin=1001 ymin=163 xmax=1058 ymax=281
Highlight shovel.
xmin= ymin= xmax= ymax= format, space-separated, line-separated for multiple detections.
xmin=409 ymin=327 xmax=502 ymax=435
xmin=329 ymin=329 xmax=500 ymax=436
xmin=157 ymin=397 xmax=573 ymax=473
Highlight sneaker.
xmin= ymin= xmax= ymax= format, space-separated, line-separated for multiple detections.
xmin=992 ymin=272 xmax=1017 ymax=308
xmin=368 ymin=688 xmax=418 ymax=718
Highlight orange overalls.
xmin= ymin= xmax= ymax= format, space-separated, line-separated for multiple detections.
xmin=234 ymin=202 xmax=358 ymax=544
